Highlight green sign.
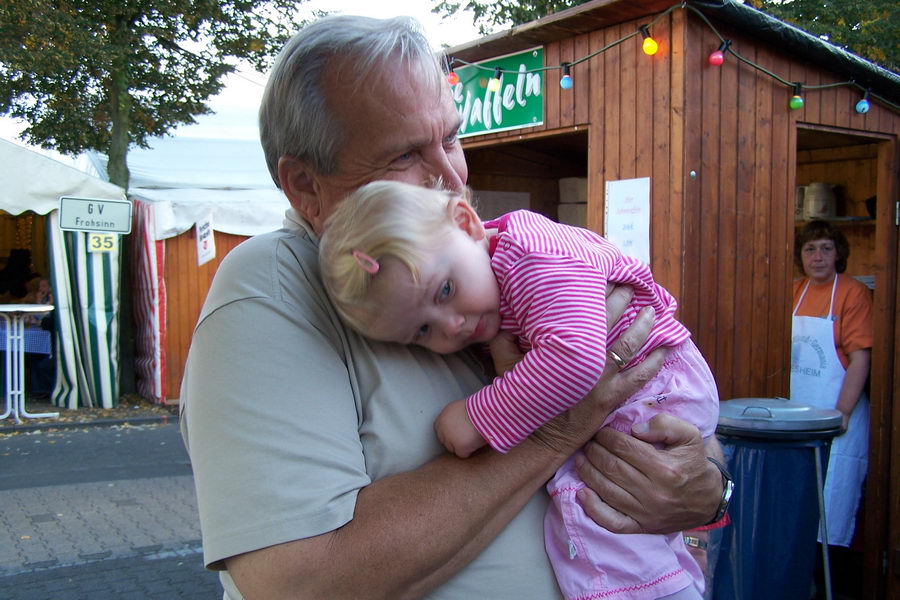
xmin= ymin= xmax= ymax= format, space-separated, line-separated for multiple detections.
xmin=451 ymin=47 xmax=544 ymax=138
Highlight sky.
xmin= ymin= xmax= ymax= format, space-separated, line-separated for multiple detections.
xmin=0 ymin=0 xmax=482 ymax=147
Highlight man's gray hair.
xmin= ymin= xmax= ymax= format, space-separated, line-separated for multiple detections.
xmin=259 ymin=15 xmax=446 ymax=187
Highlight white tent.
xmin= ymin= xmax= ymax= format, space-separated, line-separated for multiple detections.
xmin=86 ymin=136 xmax=289 ymax=402
xmin=86 ymin=136 xmax=288 ymax=238
xmin=0 ymin=138 xmax=127 ymax=409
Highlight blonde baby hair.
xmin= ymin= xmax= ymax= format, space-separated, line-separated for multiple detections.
xmin=319 ymin=180 xmax=472 ymax=331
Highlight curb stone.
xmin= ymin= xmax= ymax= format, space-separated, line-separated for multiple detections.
xmin=0 ymin=414 xmax=178 ymax=434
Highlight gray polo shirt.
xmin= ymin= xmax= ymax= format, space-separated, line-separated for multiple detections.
xmin=180 ymin=212 xmax=561 ymax=599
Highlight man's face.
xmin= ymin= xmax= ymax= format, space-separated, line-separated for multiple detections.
xmin=300 ymin=60 xmax=468 ymax=233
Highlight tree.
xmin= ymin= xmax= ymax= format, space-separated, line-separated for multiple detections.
xmin=749 ymin=1 xmax=898 ymax=72
xmin=0 ymin=0 xmax=311 ymax=189
xmin=433 ymin=0 xmax=588 ymax=36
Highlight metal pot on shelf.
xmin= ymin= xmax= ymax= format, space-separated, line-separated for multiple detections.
xmin=801 ymin=182 xmax=837 ymax=220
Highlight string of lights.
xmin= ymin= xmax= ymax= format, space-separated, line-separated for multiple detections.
xmin=445 ymin=0 xmax=898 ymax=115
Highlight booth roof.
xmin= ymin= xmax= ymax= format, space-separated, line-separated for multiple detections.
xmin=0 ymin=138 xmax=125 ymax=216
xmin=84 ymin=136 xmax=290 ymax=240
xmin=134 ymin=187 xmax=289 ymax=241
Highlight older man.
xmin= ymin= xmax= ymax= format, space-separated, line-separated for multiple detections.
xmin=180 ymin=15 xmax=723 ymax=599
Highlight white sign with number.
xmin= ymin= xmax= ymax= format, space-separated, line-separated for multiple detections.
xmin=195 ymin=214 xmax=216 ymax=266
xmin=58 ymin=196 xmax=132 ymax=234
xmin=87 ymin=233 xmax=118 ymax=253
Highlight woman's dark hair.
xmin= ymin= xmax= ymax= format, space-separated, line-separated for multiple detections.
xmin=0 ymin=248 xmax=40 ymax=298
xmin=794 ymin=220 xmax=850 ymax=273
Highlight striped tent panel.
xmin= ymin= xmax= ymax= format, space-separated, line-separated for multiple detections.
xmin=132 ymin=199 xmax=167 ymax=402
xmin=47 ymin=211 xmax=121 ymax=409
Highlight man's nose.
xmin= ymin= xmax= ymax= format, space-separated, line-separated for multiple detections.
xmin=423 ymin=150 xmax=463 ymax=191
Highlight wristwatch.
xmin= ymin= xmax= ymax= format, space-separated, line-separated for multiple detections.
xmin=706 ymin=456 xmax=734 ymax=525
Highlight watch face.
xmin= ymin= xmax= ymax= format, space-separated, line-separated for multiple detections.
xmin=723 ymin=479 xmax=735 ymax=503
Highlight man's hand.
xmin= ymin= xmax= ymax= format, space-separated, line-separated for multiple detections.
xmin=488 ymin=332 xmax=523 ymax=377
xmin=530 ymin=304 xmax=663 ymax=456
xmin=435 ymin=399 xmax=486 ymax=458
xmin=575 ymin=413 xmax=721 ymax=534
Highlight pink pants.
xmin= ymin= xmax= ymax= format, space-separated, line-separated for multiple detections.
xmin=545 ymin=340 xmax=718 ymax=600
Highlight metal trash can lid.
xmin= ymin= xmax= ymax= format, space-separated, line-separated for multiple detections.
xmin=718 ymin=397 xmax=842 ymax=434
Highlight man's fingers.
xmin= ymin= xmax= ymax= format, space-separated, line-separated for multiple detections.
xmin=576 ymin=487 xmax=642 ymax=534
xmin=631 ymin=412 xmax=703 ymax=447
xmin=604 ymin=307 xmax=655 ymax=373
xmin=604 ymin=285 xmax=634 ymax=335
xmin=575 ymin=441 xmax=646 ymax=528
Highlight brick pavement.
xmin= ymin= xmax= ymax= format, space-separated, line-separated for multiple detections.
xmin=0 ymin=476 xmax=201 ymax=575
xmin=0 ymin=548 xmax=219 ymax=600
xmin=0 ymin=423 xmax=223 ymax=599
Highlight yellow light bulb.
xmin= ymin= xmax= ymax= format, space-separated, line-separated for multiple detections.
xmin=488 ymin=76 xmax=501 ymax=93
xmin=642 ymin=37 xmax=659 ymax=55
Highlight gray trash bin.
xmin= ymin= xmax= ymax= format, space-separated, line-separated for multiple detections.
xmin=710 ymin=397 xmax=842 ymax=600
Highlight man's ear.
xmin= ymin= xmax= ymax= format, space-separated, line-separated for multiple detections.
xmin=450 ymin=197 xmax=485 ymax=240
xmin=278 ymin=156 xmax=323 ymax=224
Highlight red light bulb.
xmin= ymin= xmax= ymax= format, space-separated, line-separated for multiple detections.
xmin=708 ymin=50 xmax=724 ymax=66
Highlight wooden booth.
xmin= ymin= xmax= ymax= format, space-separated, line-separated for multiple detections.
xmin=444 ymin=0 xmax=900 ymax=596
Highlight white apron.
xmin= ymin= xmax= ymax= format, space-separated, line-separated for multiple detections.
xmin=790 ymin=276 xmax=869 ymax=547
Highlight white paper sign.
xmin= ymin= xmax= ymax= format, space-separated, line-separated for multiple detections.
xmin=604 ymin=177 xmax=651 ymax=265
xmin=195 ymin=214 xmax=216 ymax=266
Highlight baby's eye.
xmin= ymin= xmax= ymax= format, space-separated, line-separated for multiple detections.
xmin=437 ymin=280 xmax=453 ymax=302
xmin=414 ymin=323 xmax=430 ymax=341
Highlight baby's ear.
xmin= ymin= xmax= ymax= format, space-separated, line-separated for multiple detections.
xmin=451 ymin=197 xmax=485 ymax=240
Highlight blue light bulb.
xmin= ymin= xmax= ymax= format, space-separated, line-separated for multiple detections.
xmin=560 ymin=74 xmax=573 ymax=90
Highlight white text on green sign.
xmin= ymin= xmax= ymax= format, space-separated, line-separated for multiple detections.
xmin=452 ymin=48 xmax=544 ymax=138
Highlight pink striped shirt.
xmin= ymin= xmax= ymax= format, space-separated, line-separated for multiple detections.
xmin=467 ymin=210 xmax=690 ymax=453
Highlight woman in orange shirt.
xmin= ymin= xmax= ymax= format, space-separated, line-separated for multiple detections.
xmin=792 ymin=220 xmax=873 ymax=548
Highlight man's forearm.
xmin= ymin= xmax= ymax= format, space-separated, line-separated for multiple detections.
xmin=227 ymin=438 xmax=568 ymax=600
xmin=227 ymin=305 xmax=659 ymax=599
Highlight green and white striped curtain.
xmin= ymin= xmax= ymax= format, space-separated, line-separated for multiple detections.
xmin=46 ymin=212 xmax=121 ymax=408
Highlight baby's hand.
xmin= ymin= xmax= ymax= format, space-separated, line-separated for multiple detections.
xmin=435 ymin=399 xmax=486 ymax=458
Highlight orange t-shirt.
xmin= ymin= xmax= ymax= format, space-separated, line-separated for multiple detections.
xmin=792 ymin=274 xmax=874 ymax=369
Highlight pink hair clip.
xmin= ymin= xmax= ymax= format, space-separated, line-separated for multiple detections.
xmin=352 ymin=249 xmax=380 ymax=275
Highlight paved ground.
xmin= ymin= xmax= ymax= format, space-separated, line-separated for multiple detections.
xmin=0 ymin=421 xmax=222 ymax=599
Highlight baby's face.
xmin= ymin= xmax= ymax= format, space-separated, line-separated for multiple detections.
xmin=363 ymin=229 xmax=500 ymax=354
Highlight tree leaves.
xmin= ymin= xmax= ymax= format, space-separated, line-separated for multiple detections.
xmin=432 ymin=0 xmax=586 ymax=36
xmin=749 ymin=0 xmax=898 ymax=71
xmin=0 ymin=0 xmax=311 ymax=188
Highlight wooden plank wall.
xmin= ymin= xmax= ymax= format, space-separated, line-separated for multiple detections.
xmin=680 ymin=16 xmax=795 ymax=400
xmin=163 ymin=230 xmax=247 ymax=399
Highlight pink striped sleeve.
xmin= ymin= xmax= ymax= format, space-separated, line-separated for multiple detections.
xmin=467 ymin=253 xmax=610 ymax=453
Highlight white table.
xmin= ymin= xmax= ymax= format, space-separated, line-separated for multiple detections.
xmin=1 ymin=304 xmax=58 ymax=423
